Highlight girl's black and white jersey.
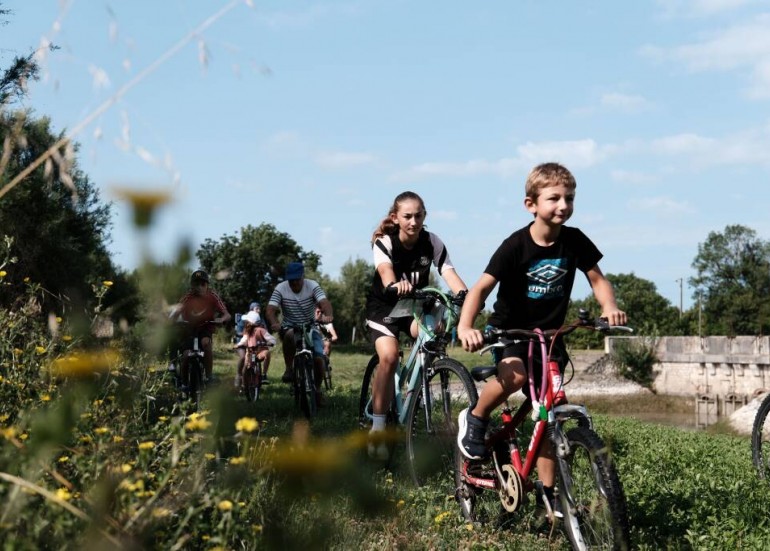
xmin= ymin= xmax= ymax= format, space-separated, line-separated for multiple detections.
xmin=366 ymin=229 xmax=455 ymax=318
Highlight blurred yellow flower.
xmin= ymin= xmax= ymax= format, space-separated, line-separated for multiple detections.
xmin=19 ymin=433 xmax=28 ymax=441
xmin=35 ymin=346 xmax=46 ymax=355
xmin=238 ymin=501 xmax=246 ymax=507
xmin=58 ymin=456 xmax=69 ymax=463
xmin=12 ymin=348 xmax=22 ymax=355
xmin=184 ymin=413 xmax=211 ymax=431
xmin=434 ymin=511 xmax=451 ymax=524
xmin=217 ymin=500 xmax=233 ymax=512
xmin=112 ymin=187 xmax=173 ymax=228
xmin=138 ymin=441 xmax=155 ymax=451
xmin=2 ymin=427 xmax=18 ymax=440
xmin=204 ymin=453 xmax=216 ymax=460
xmin=50 ymin=349 xmax=121 ymax=378
xmin=465 ymin=523 xmax=474 ymax=532
xmin=55 ymin=488 xmax=72 ymax=501
xmin=0 ymin=414 xmax=8 ymax=422
xmin=102 ymin=281 xmax=113 ymax=287
xmin=120 ymin=464 xmax=132 ymax=474
xmin=94 ymin=427 xmax=109 ymax=435
xmin=23 ymin=276 xmax=29 ymax=283
xmin=396 ymin=499 xmax=405 ymax=509
xmin=152 ymin=507 xmax=171 ymax=518
xmin=40 ymin=394 xmax=51 ymax=402
xmin=0 ymin=271 xmax=6 ymax=278
xmin=79 ymin=435 xmax=92 ymax=444
xmin=235 ymin=417 xmax=259 ymax=433
xmin=62 ymin=335 xmax=72 ymax=342
xmin=55 ymin=317 xmax=62 ymax=323
xmin=229 ymin=457 xmax=246 ymax=465
xmin=113 ymin=435 xmax=124 ymax=443
xmin=158 ymin=416 xmax=168 ymax=422
xmin=252 ymin=525 xmax=263 ymax=534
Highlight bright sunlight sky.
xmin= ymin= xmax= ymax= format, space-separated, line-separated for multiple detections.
xmin=3 ymin=0 xmax=770 ymax=311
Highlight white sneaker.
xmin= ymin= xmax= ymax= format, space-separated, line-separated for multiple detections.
xmin=167 ymin=362 xmax=176 ymax=372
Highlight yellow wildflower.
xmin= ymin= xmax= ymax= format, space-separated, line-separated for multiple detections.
xmin=55 ymin=488 xmax=72 ymax=501
xmin=35 ymin=346 xmax=46 ymax=355
xmin=0 ymin=271 xmax=6 ymax=278
xmin=229 ymin=457 xmax=246 ymax=465
xmin=58 ymin=456 xmax=70 ymax=463
xmin=138 ymin=441 xmax=155 ymax=451
xmin=40 ymin=394 xmax=51 ymax=402
xmin=112 ymin=187 xmax=173 ymax=228
xmin=152 ymin=507 xmax=171 ymax=518
xmin=217 ymin=500 xmax=233 ymax=512
xmin=204 ymin=453 xmax=216 ymax=460
xmin=397 ymin=499 xmax=405 ymax=509
xmin=434 ymin=511 xmax=451 ymax=524
xmin=0 ymin=414 xmax=8 ymax=422
xmin=55 ymin=317 xmax=62 ymax=323
xmin=23 ymin=277 xmax=29 ymax=283
xmin=19 ymin=433 xmax=28 ymax=440
xmin=49 ymin=349 xmax=121 ymax=378
xmin=235 ymin=417 xmax=259 ymax=433
xmin=2 ymin=427 xmax=18 ymax=440
xmin=120 ymin=464 xmax=132 ymax=474
xmin=158 ymin=416 xmax=168 ymax=422
xmin=79 ymin=435 xmax=92 ymax=444
xmin=113 ymin=435 xmax=124 ymax=443
xmin=94 ymin=427 xmax=109 ymax=435
xmin=184 ymin=414 xmax=211 ymax=431
xmin=102 ymin=281 xmax=113 ymax=287
xmin=62 ymin=335 xmax=73 ymax=342
xmin=12 ymin=348 xmax=22 ymax=355
xmin=252 ymin=525 xmax=263 ymax=534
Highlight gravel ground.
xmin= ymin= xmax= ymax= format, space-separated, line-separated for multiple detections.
xmin=563 ymin=370 xmax=652 ymax=397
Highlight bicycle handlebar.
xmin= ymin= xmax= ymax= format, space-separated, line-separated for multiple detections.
xmin=384 ymin=285 xmax=467 ymax=306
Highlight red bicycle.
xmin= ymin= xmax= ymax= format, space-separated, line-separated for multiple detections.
xmin=455 ymin=310 xmax=633 ymax=551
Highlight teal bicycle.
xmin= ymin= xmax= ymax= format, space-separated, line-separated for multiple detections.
xmin=358 ymin=287 xmax=478 ymax=487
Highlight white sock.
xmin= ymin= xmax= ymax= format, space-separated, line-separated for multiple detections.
xmin=371 ymin=414 xmax=387 ymax=432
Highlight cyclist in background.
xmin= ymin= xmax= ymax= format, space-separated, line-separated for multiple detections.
xmin=315 ymin=305 xmax=338 ymax=358
xmin=265 ymin=262 xmax=334 ymax=404
xmin=234 ymin=301 xmax=272 ymax=383
xmin=233 ymin=311 xmax=276 ymax=389
xmin=365 ymin=191 xmax=468 ymax=460
xmin=171 ymin=269 xmax=231 ymax=384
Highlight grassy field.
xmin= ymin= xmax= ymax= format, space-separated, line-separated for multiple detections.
xmin=3 ymin=339 xmax=769 ymax=549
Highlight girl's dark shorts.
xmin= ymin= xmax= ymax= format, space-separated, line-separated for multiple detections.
xmin=366 ymin=314 xmax=414 ymax=343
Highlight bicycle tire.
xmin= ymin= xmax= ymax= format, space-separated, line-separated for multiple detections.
xmin=323 ymin=356 xmax=333 ymax=391
xmin=187 ymin=357 xmax=204 ymax=409
xmin=558 ymin=426 xmax=630 ymax=551
xmin=752 ymin=393 xmax=770 ymax=479
xmin=296 ymin=354 xmax=317 ymax=419
xmin=243 ymin=366 xmax=259 ymax=402
xmin=406 ymin=357 xmax=478 ymax=487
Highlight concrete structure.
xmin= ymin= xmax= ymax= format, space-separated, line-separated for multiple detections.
xmin=605 ymin=335 xmax=770 ymax=398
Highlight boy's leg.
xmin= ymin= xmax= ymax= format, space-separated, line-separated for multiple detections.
xmin=280 ymin=330 xmax=295 ymax=383
xmin=459 ymin=358 xmax=527 ymax=460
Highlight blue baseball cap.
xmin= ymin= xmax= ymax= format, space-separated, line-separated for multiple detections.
xmin=285 ymin=262 xmax=304 ymax=280
xmin=249 ymin=302 xmax=259 ymax=309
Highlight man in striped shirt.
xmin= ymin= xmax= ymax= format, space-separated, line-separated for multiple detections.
xmin=265 ymin=262 xmax=334 ymax=399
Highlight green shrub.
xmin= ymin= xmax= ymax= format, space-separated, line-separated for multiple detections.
xmin=611 ymin=338 xmax=659 ymax=389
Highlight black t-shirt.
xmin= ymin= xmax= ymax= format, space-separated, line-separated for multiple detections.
xmin=486 ymin=223 xmax=602 ymax=330
xmin=365 ymin=229 xmax=453 ymax=318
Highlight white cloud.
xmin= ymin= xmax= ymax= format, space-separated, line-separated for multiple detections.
xmin=655 ymin=0 xmax=760 ymax=17
xmin=516 ymin=139 xmax=619 ymax=169
xmin=314 ymin=151 xmax=378 ymax=169
xmin=628 ymin=196 xmax=695 ymax=215
xmin=610 ymin=170 xmax=657 ymax=185
xmin=600 ymin=92 xmax=653 ymax=112
xmin=429 ymin=210 xmax=458 ymax=221
xmin=642 ymin=13 xmax=770 ymax=98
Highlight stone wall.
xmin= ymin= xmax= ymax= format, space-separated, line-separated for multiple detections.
xmin=605 ymin=335 xmax=770 ymax=397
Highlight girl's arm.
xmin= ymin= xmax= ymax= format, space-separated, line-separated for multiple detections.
xmin=441 ymin=267 xmax=468 ymax=295
xmin=586 ymin=265 xmax=627 ymax=326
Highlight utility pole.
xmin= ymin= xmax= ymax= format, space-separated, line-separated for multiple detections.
xmin=676 ymin=278 xmax=683 ymax=319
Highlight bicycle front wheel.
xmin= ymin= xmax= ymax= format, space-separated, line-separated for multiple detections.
xmin=406 ymin=357 xmax=478 ymax=487
xmin=323 ymin=357 xmax=333 ymax=391
xmin=752 ymin=393 xmax=770 ymax=479
xmin=295 ymin=355 xmax=317 ymax=419
xmin=558 ymin=426 xmax=630 ymax=551
xmin=243 ymin=367 xmax=259 ymax=402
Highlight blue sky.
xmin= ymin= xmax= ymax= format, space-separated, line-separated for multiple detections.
xmin=3 ymin=0 xmax=770 ymax=312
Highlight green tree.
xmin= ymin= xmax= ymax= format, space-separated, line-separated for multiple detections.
xmin=1 ymin=5 xmax=40 ymax=107
xmin=566 ymin=273 xmax=681 ymax=348
xmin=0 ymin=112 xmax=134 ymax=321
xmin=195 ymin=223 xmax=321 ymax=315
xmin=690 ymin=224 xmax=770 ymax=336
xmin=323 ymin=258 xmax=373 ymax=343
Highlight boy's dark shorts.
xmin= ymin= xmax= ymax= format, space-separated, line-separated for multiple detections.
xmin=493 ymin=336 xmax=569 ymax=402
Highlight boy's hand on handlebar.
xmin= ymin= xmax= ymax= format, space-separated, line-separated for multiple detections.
xmin=458 ymin=326 xmax=484 ymax=352
xmin=601 ymin=309 xmax=627 ymax=327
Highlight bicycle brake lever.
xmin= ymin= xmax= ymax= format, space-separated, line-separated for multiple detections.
xmin=478 ymin=342 xmax=504 ymax=356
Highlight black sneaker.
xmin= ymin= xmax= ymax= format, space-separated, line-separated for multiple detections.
xmin=281 ymin=371 xmax=294 ymax=383
xmin=262 ymin=374 xmax=270 ymax=385
xmin=457 ymin=408 xmax=489 ymax=460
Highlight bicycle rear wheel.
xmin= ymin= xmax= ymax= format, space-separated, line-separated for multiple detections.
xmin=406 ymin=357 xmax=478 ymax=487
xmin=243 ymin=366 xmax=259 ymax=402
xmin=558 ymin=426 xmax=630 ymax=551
xmin=752 ymin=393 xmax=770 ymax=479
xmin=295 ymin=355 xmax=317 ymax=419
xmin=187 ymin=358 xmax=204 ymax=410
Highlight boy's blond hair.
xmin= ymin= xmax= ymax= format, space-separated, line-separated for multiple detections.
xmin=525 ymin=162 xmax=576 ymax=200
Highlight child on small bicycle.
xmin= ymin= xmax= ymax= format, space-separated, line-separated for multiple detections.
xmin=456 ymin=162 xmax=626 ymax=515
xmin=365 ymin=191 xmax=468 ymax=460
xmin=233 ymin=311 xmax=275 ymax=388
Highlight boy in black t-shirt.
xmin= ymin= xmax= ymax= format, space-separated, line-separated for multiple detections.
xmin=456 ymin=162 xmax=626 ymax=514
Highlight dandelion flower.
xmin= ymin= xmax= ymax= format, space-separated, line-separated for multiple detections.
xmin=102 ymin=281 xmax=113 ymax=287
xmin=217 ymin=500 xmax=233 ymax=512
xmin=40 ymin=394 xmax=51 ymax=402
xmin=58 ymin=456 xmax=69 ymax=463
xmin=55 ymin=488 xmax=73 ymax=501
xmin=62 ymin=335 xmax=73 ymax=342
xmin=229 ymin=457 xmax=246 ymax=465
xmin=138 ymin=441 xmax=155 ymax=451
xmin=204 ymin=453 xmax=216 ymax=460
xmin=94 ymin=427 xmax=109 ymax=435
xmin=35 ymin=346 xmax=46 ymax=355
xmin=120 ymin=464 xmax=132 ymax=474
xmin=0 ymin=271 xmax=6 ymax=278
xmin=112 ymin=187 xmax=173 ymax=228
xmin=50 ymin=349 xmax=121 ymax=378
xmin=434 ymin=511 xmax=451 ymax=524
xmin=113 ymin=435 xmax=124 ymax=443
xmin=152 ymin=507 xmax=171 ymax=518
xmin=184 ymin=415 xmax=211 ymax=431
xmin=23 ymin=277 xmax=30 ymax=283
xmin=235 ymin=417 xmax=259 ymax=433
